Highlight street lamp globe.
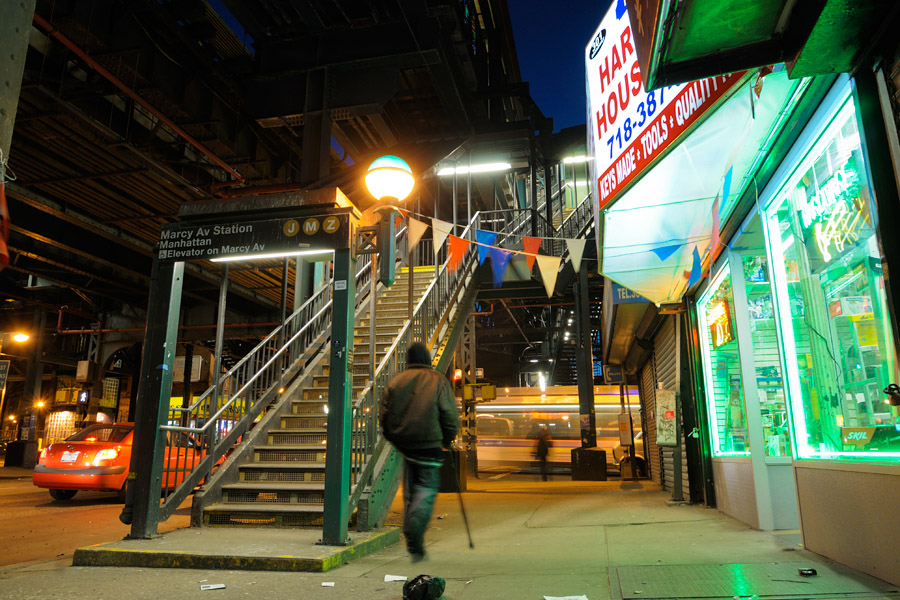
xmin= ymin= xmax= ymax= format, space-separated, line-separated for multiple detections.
xmin=12 ymin=333 xmax=29 ymax=343
xmin=365 ymin=155 xmax=414 ymax=203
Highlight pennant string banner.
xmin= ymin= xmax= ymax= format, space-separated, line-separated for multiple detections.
xmin=521 ymin=237 xmax=542 ymax=271
xmin=407 ymin=216 xmax=428 ymax=251
xmin=475 ymin=230 xmax=497 ymax=264
xmin=566 ymin=238 xmax=586 ymax=274
xmin=489 ymin=247 xmax=513 ymax=287
xmin=535 ymin=255 xmax=561 ymax=298
xmin=447 ymin=235 xmax=470 ymax=272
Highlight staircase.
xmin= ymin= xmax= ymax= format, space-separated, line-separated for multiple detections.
xmin=203 ymin=270 xmax=430 ymax=527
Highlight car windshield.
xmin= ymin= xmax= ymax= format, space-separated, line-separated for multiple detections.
xmin=67 ymin=424 xmax=132 ymax=443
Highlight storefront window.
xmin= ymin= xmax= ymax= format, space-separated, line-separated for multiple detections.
xmin=740 ymin=250 xmax=792 ymax=457
xmin=764 ymin=95 xmax=900 ymax=461
xmin=698 ymin=267 xmax=751 ymax=456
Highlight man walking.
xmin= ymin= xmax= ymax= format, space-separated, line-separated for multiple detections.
xmin=381 ymin=342 xmax=458 ymax=561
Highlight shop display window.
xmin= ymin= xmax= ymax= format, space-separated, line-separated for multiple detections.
xmin=764 ymin=95 xmax=900 ymax=461
xmin=698 ymin=266 xmax=751 ymax=456
xmin=740 ymin=249 xmax=792 ymax=457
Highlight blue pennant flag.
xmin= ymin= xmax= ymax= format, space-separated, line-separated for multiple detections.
xmin=476 ymin=230 xmax=498 ymax=264
xmin=688 ymin=246 xmax=702 ymax=288
xmin=721 ymin=166 xmax=733 ymax=211
xmin=650 ymin=243 xmax=681 ymax=262
xmin=490 ymin=247 xmax=512 ymax=288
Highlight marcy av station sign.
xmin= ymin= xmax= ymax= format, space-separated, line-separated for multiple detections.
xmin=158 ymin=211 xmax=352 ymax=262
xmin=585 ymin=2 xmax=745 ymax=212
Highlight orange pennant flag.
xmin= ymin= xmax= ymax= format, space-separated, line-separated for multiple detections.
xmin=448 ymin=235 xmax=470 ymax=272
xmin=521 ymin=236 xmax=542 ymax=271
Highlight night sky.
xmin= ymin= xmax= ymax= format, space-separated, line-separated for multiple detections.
xmin=508 ymin=0 xmax=614 ymax=132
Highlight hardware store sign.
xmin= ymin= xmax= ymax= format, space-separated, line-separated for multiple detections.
xmin=158 ymin=213 xmax=349 ymax=262
xmin=585 ymin=2 xmax=744 ymax=211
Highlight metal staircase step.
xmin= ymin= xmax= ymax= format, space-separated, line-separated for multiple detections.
xmin=281 ymin=415 xmax=327 ymax=428
xmin=268 ymin=430 xmax=327 ymax=445
xmin=204 ymin=503 xmax=325 ymax=528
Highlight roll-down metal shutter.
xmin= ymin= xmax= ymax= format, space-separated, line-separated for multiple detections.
xmin=652 ymin=316 xmax=691 ymax=499
xmin=640 ymin=357 xmax=659 ymax=484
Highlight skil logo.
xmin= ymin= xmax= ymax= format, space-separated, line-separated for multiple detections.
xmin=841 ymin=427 xmax=875 ymax=446
xmin=589 ymin=29 xmax=606 ymax=60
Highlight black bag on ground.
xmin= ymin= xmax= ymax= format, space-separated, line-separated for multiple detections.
xmin=402 ymin=574 xmax=446 ymax=600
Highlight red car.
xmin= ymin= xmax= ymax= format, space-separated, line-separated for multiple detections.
xmin=33 ymin=422 xmax=208 ymax=502
xmin=33 ymin=423 xmax=134 ymax=501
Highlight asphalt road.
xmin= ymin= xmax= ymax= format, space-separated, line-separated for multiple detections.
xmin=0 ymin=466 xmax=190 ymax=568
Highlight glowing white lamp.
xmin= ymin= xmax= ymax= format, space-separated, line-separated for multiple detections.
xmin=365 ymin=155 xmax=414 ymax=203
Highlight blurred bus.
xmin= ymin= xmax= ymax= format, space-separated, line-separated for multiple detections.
xmin=473 ymin=385 xmax=642 ymax=475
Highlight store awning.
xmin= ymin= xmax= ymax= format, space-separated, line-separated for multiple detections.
xmin=601 ymin=68 xmax=805 ymax=305
xmin=628 ymin=0 xmax=898 ymax=91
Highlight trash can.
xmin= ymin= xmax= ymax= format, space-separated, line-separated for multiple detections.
xmin=570 ymin=447 xmax=607 ymax=481
xmin=439 ymin=448 xmax=466 ymax=492
xmin=4 ymin=440 xmax=39 ymax=469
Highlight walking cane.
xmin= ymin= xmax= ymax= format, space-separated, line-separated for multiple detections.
xmin=447 ymin=447 xmax=474 ymax=549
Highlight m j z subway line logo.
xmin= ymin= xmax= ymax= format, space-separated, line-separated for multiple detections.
xmin=589 ymin=29 xmax=606 ymax=60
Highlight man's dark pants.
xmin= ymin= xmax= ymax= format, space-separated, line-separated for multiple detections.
xmin=400 ymin=448 xmax=443 ymax=556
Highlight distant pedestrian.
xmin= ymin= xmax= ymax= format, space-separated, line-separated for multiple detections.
xmin=535 ymin=427 xmax=552 ymax=481
xmin=381 ymin=342 xmax=458 ymax=562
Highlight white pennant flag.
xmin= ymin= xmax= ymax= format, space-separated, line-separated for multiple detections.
xmin=431 ymin=218 xmax=454 ymax=256
xmin=408 ymin=217 xmax=428 ymax=251
xmin=535 ymin=254 xmax=561 ymax=298
xmin=566 ymin=238 xmax=587 ymax=273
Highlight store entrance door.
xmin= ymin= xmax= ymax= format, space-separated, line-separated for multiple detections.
xmin=728 ymin=213 xmax=799 ymax=530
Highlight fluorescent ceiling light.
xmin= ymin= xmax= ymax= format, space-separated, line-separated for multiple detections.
xmin=211 ymin=248 xmax=335 ymax=263
xmin=437 ymin=162 xmax=511 ymax=176
xmin=562 ymin=156 xmax=589 ymax=164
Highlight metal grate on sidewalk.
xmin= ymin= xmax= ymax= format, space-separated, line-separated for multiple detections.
xmin=613 ymin=563 xmax=900 ymax=599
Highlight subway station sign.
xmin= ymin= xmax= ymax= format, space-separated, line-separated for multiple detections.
xmin=158 ymin=212 xmax=351 ymax=262
xmin=585 ymin=1 xmax=744 ymax=211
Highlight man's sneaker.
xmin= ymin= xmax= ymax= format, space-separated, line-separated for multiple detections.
xmin=410 ymin=551 xmax=427 ymax=563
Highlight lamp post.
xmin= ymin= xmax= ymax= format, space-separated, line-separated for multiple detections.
xmin=364 ymin=156 xmax=415 ymax=375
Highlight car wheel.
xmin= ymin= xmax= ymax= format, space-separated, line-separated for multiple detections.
xmin=49 ymin=489 xmax=77 ymax=500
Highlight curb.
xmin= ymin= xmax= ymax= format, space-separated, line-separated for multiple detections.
xmin=72 ymin=527 xmax=401 ymax=572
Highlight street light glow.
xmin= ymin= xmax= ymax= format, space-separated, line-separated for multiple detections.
xmin=12 ymin=333 xmax=29 ymax=343
xmin=437 ymin=162 xmax=511 ymax=176
xmin=365 ymin=155 xmax=414 ymax=202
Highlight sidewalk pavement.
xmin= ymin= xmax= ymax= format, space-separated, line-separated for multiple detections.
xmin=2 ymin=476 xmax=898 ymax=600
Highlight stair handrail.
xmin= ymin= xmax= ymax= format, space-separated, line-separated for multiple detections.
xmin=345 ymin=212 xmax=484 ymax=519
xmin=153 ymin=237 xmax=389 ymax=519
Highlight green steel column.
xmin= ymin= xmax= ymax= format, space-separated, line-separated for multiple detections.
xmin=127 ymin=260 xmax=184 ymax=538
xmin=322 ymin=248 xmax=356 ymax=545
xmin=575 ymin=268 xmax=597 ymax=447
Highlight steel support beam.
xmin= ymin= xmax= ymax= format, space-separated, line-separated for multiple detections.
xmin=0 ymin=0 xmax=36 ymax=158
xmin=459 ymin=315 xmax=477 ymax=475
xmin=322 ymin=248 xmax=356 ymax=545
xmin=301 ymin=68 xmax=331 ymax=186
xmin=124 ymin=259 xmax=184 ymax=538
xmin=574 ymin=268 xmax=596 ymax=447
